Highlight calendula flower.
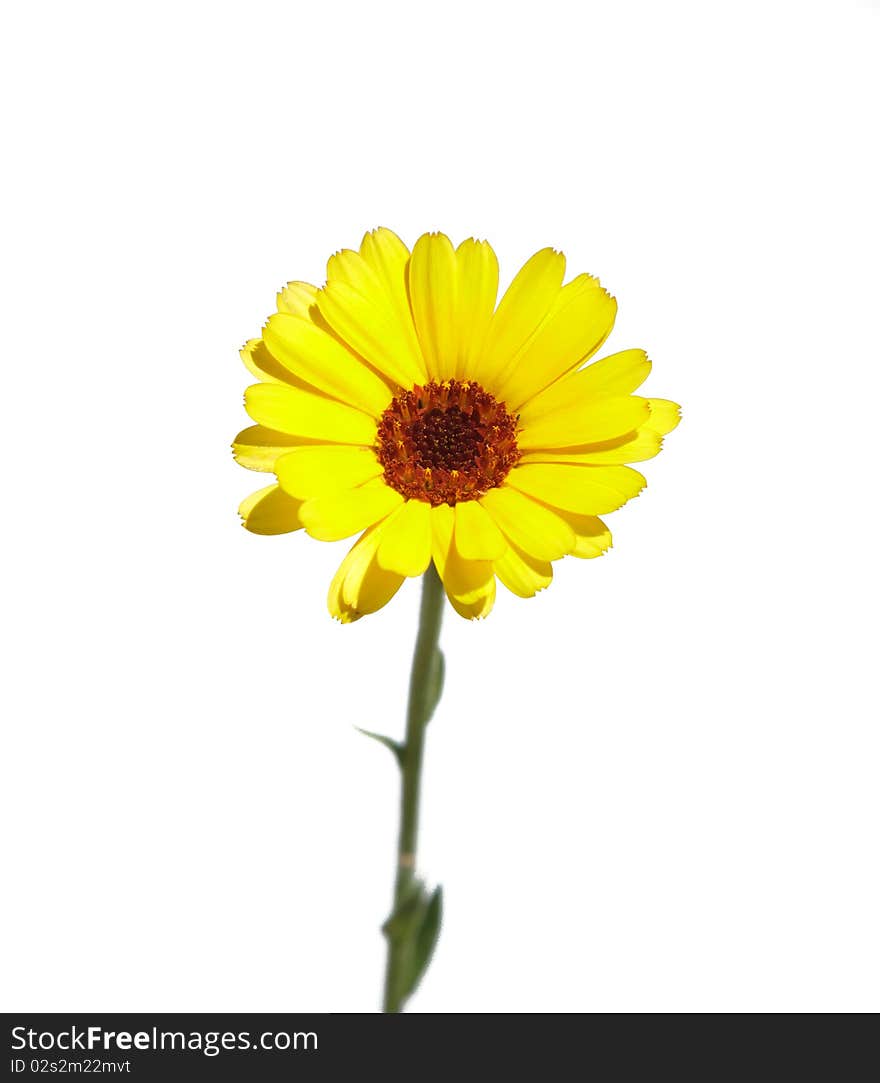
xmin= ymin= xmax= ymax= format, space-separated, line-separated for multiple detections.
xmin=234 ymin=229 xmax=679 ymax=620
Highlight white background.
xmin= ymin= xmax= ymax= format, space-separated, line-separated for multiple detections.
xmin=3 ymin=0 xmax=878 ymax=1013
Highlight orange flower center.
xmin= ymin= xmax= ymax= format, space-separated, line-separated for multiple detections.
xmin=376 ymin=380 xmax=520 ymax=506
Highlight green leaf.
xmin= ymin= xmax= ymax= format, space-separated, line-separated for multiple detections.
xmin=414 ymin=885 xmax=442 ymax=987
xmin=381 ymin=879 xmax=424 ymax=939
xmin=382 ymin=881 xmax=444 ymax=1007
xmin=354 ymin=727 xmax=404 ymax=767
xmin=424 ymin=648 xmax=445 ymax=724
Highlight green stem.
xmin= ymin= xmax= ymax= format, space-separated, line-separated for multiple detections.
xmin=382 ymin=563 xmax=445 ymax=1013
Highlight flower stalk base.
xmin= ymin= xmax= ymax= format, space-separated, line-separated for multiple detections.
xmin=381 ymin=564 xmax=445 ymax=1013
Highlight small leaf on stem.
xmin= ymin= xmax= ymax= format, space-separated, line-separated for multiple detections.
xmin=382 ymin=880 xmax=444 ymax=1007
xmin=354 ymin=727 xmax=404 ymax=768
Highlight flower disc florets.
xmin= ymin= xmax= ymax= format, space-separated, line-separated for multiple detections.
xmin=376 ymin=379 xmax=521 ymax=505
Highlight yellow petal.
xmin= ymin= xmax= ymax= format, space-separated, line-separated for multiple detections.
xmin=645 ymin=398 xmax=681 ymax=436
xmin=558 ymin=512 xmax=613 ymax=559
xmin=232 ymin=425 xmax=303 ymax=472
xmin=403 ymin=233 xmax=499 ymax=381
xmin=328 ymin=556 xmax=358 ymax=623
xmin=240 ymin=338 xmax=306 ymax=387
xmin=343 ymin=551 xmax=405 ymax=614
xmin=276 ymin=280 xmax=318 ymax=316
xmin=518 ymin=392 xmax=650 ymax=449
xmin=238 ymin=484 xmax=303 ymax=535
xmin=358 ymin=227 xmax=425 ymax=372
xmin=446 ymin=572 xmax=495 ymax=621
xmin=473 ymin=247 xmax=566 ymax=388
xmin=325 ymin=247 xmax=380 ymax=292
xmin=430 ymin=503 xmax=496 ymax=619
xmin=317 ymin=281 xmax=425 ymax=390
xmin=319 ymin=235 xmax=426 ymax=388
xmin=494 ymin=542 xmax=553 ymax=598
xmin=429 ymin=503 xmax=455 ymax=572
xmin=454 ymin=239 xmax=499 ymax=379
xmin=263 ymin=312 xmax=392 ymax=416
xmin=407 ymin=232 xmax=458 ymax=381
xmin=299 ymin=479 xmax=403 ymax=542
xmin=244 ymin=383 xmax=377 ymax=444
xmin=497 ymin=276 xmax=617 ymax=409
xmin=275 ymin=446 xmax=383 ymax=499
xmin=328 ymin=522 xmax=404 ymax=622
xmin=518 ymin=427 xmax=664 ymax=466
xmin=454 ymin=499 xmax=507 ymax=561
xmin=520 ymin=368 xmax=635 ymax=426
xmin=359 ymin=227 xmax=410 ymax=289
xmin=376 ymin=498 xmax=432 ymax=576
xmin=479 ymin=486 xmax=575 ymax=561
xmin=509 ymin=463 xmax=646 ymax=515
xmin=571 ymin=348 xmax=652 ymax=396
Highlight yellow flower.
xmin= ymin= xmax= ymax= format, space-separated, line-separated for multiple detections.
xmin=235 ymin=229 xmax=679 ymax=621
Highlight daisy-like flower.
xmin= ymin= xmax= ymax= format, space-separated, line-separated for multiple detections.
xmin=235 ymin=229 xmax=679 ymax=621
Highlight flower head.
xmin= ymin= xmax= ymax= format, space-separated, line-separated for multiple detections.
xmin=235 ymin=229 xmax=679 ymax=620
